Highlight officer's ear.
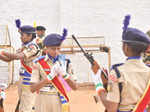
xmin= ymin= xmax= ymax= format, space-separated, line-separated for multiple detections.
xmin=122 ymin=43 xmax=129 ymax=56
xmin=125 ymin=43 xmax=129 ymax=52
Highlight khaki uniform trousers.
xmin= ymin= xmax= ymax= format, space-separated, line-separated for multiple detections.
xmin=35 ymin=93 xmax=61 ymax=112
xmin=18 ymin=78 xmax=36 ymax=112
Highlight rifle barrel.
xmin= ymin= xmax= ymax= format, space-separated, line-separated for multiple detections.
xmin=72 ymin=35 xmax=108 ymax=79
xmin=72 ymin=35 xmax=87 ymax=54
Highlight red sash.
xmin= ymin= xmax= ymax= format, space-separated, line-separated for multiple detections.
xmin=132 ymin=80 xmax=150 ymax=112
xmin=38 ymin=58 xmax=69 ymax=102
xmin=21 ymin=60 xmax=32 ymax=73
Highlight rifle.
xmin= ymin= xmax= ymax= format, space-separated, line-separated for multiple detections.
xmin=71 ymin=35 xmax=108 ymax=88
xmin=72 ymin=35 xmax=94 ymax=65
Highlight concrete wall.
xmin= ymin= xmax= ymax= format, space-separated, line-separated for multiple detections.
xmin=60 ymin=0 xmax=150 ymax=63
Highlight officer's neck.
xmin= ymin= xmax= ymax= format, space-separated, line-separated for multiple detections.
xmin=127 ymin=54 xmax=141 ymax=57
xmin=38 ymin=34 xmax=44 ymax=38
xmin=47 ymin=54 xmax=56 ymax=58
xmin=23 ymin=40 xmax=32 ymax=45
xmin=47 ymin=54 xmax=59 ymax=63
xmin=126 ymin=50 xmax=141 ymax=57
xmin=126 ymin=52 xmax=141 ymax=60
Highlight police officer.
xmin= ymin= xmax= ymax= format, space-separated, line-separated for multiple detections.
xmin=2 ymin=25 xmax=40 ymax=112
xmin=91 ymin=15 xmax=150 ymax=112
xmin=29 ymin=29 xmax=77 ymax=112
xmin=30 ymin=28 xmax=95 ymax=112
xmin=35 ymin=26 xmax=46 ymax=50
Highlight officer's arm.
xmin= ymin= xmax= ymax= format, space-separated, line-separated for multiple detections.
xmin=92 ymin=69 xmax=119 ymax=112
xmin=30 ymin=63 xmax=51 ymax=93
xmin=100 ymin=78 xmax=120 ymax=112
xmin=31 ymin=62 xmax=59 ymax=93
xmin=30 ymin=63 xmax=47 ymax=93
xmin=31 ymin=79 xmax=50 ymax=93
xmin=2 ymin=51 xmax=25 ymax=60
xmin=65 ymin=78 xmax=78 ymax=90
xmin=98 ymin=91 xmax=119 ymax=112
xmin=3 ymin=44 xmax=39 ymax=61
xmin=0 ymin=54 xmax=12 ymax=62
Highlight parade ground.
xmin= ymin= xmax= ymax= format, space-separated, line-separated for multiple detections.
xmin=4 ymin=84 xmax=105 ymax=112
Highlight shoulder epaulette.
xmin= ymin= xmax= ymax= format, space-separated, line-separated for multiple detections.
xmin=33 ymin=56 xmax=45 ymax=63
xmin=111 ymin=63 xmax=124 ymax=70
xmin=111 ymin=63 xmax=124 ymax=103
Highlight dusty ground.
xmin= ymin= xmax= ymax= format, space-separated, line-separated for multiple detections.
xmin=3 ymin=84 xmax=105 ymax=112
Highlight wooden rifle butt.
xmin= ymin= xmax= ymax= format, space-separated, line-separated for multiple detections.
xmin=101 ymin=71 xmax=108 ymax=90
xmin=101 ymin=71 xmax=108 ymax=112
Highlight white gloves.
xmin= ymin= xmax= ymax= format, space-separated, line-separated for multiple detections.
xmin=91 ymin=69 xmax=105 ymax=93
xmin=47 ymin=61 xmax=70 ymax=80
xmin=57 ymin=63 xmax=70 ymax=80
xmin=47 ymin=62 xmax=60 ymax=80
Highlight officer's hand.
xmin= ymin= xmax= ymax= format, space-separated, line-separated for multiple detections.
xmin=91 ymin=69 xmax=105 ymax=93
xmin=47 ymin=62 xmax=60 ymax=80
xmin=92 ymin=61 xmax=100 ymax=74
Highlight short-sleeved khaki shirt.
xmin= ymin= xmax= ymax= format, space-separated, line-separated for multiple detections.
xmin=20 ymin=42 xmax=40 ymax=69
xmin=31 ymin=55 xmax=58 ymax=92
xmin=35 ymin=37 xmax=45 ymax=49
xmin=31 ymin=55 xmax=75 ymax=93
xmin=107 ymin=59 xmax=150 ymax=110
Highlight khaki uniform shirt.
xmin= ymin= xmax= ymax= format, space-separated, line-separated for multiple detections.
xmin=35 ymin=36 xmax=45 ymax=50
xmin=107 ymin=59 xmax=150 ymax=111
xmin=19 ymin=41 xmax=40 ymax=86
xmin=31 ymin=55 xmax=75 ymax=88
xmin=31 ymin=55 xmax=65 ymax=112
xmin=19 ymin=41 xmax=40 ymax=85
xmin=18 ymin=41 xmax=40 ymax=112
xmin=31 ymin=55 xmax=58 ymax=93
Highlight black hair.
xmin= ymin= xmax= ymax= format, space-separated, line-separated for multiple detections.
xmin=36 ymin=26 xmax=46 ymax=31
xmin=125 ymin=42 xmax=148 ymax=55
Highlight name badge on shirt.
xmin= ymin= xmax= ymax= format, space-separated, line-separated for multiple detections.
xmin=40 ymin=87 xmax=50 ymax=92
